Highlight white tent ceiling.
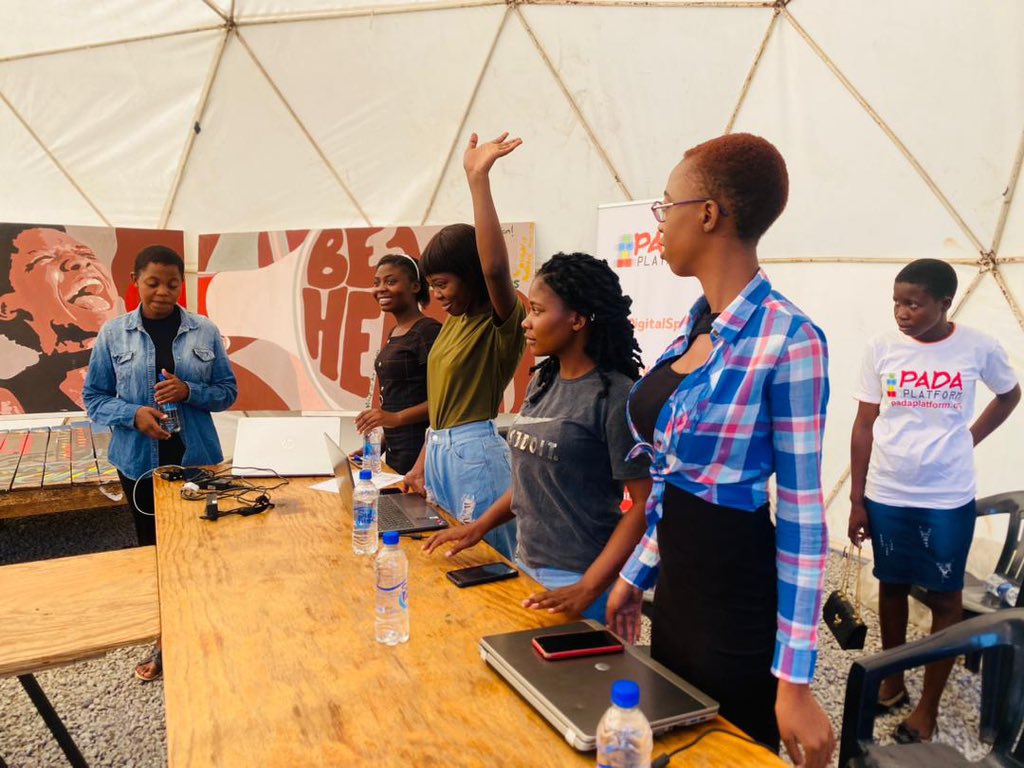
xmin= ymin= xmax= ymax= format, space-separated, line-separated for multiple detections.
xmin=2 ymin=0 xmax=1023 ymax=553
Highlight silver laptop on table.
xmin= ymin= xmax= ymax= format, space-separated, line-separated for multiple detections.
xmin=323 ymin=434 xmax=448 ymax=536
xmin=231 ymin=417 xmax=341 ymax=476
xmin=479 ymin=619 xmax=718 ymax=751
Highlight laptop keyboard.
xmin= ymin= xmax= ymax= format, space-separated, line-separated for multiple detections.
xmin=378 ymin=495 xmax=416 ymax=531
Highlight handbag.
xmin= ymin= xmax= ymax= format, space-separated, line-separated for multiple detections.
xmin=823 ymin=546 xmax=867 ymax=650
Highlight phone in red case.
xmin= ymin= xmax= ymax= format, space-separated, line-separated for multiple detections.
xmin=531 ymin=629 xmax=625 ymax=660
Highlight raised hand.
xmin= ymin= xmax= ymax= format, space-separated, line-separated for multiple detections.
xmin=463 ymin=131 xmax=523 ymax=179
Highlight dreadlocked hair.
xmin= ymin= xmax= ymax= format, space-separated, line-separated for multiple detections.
xmin=528 ymin=252 xmax=643 ymax=406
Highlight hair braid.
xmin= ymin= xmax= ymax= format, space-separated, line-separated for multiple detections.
xmin=527 ymin=252 xmax=642 ymax=405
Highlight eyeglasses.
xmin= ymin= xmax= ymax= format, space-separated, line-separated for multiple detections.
xmin=651 ymin=198 xmax=730 ymax=223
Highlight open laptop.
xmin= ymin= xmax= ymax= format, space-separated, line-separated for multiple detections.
xmin=324 ymin=434 xmax=448 ymax=536
xmin=479 ymin=620 xmax=718 ymax=750
xmin=231 ymin=417 xmax=341 ymax=476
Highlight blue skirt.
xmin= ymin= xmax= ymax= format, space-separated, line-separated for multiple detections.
xmin=865 ymin=497 xmax=976 ymax=592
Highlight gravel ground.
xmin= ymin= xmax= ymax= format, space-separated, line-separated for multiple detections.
xmin=1 ymin=510 xmax=987 ymax=767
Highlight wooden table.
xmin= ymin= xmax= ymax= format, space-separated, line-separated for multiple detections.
xmin=155 ymin=477 xmax=785 ymax=767
xmin=0 ymin=546 xmax=160 ymax=677
xmin=0 ymin=546 xmax=160 ymax=768
xmin=0 ymin=483 xmax=125 ymax=522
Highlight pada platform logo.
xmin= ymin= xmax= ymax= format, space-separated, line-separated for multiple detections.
xmin=614 ymin=230 xmax=665 ymax=268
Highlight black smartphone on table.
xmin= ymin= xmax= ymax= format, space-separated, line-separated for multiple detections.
xmin=446 ymin=562 xmax=519 ymax=588
xmin=531 ymin=629 xmax=625 ymax=660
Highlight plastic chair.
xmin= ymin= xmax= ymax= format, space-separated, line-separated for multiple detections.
xmin=839 ymin=608 xmax=1024 ymax=767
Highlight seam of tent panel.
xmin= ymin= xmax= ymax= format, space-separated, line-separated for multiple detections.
xmin=0 ymin=26 xmax=226 ymax=64
xmin=235 ymin=0 xmax=504 ymax=26
xmin=990 ymin=127 xmax=1024 ymax=258
xmin=161 ymin=29 xmax=233 ymax=229
xmin=420 ymin=6 xmax=512 ymax=225
xmin=518 ymin=0 xmax=774 ymax=6
xmin=514 ymin=5 xmax=632 ymax=200
xmin=0 ymin=89 xmax=110 ymax=226
xmin=782 ymin=7 xmax=987 ymax=257
xmin=724 ymin=7 xmax=780 ymax=135
xmin=234 ymin=30 xmax=372 ymax=225
xmin=198 ymin=0 xmax=231 ymax=22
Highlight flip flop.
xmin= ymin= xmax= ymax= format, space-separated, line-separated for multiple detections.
xmin=876 ymin=688 xmax=909 ymax=713
xmin=134 ymin=648 xmax=162 ymax=683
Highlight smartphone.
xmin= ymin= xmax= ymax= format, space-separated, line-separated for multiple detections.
xmin=446 ymin=562 xmax=519 ymax=588
xmin=531 ymin=629 xmax=625 ymax=660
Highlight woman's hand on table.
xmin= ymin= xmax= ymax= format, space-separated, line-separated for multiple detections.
xmin=422 ymin=521 xmax=483 ymax=557
xmin=776 ymin=681 xmax=835 ymax=768
xmin=134 ymin=406 xmax=172 ymax=440
xmin=523 ymin=579 xmax=601 ymax=616
xmin=605 ymin=578 xmax=644 ymax=644
xmin=403 ymin=463 xmax=426 ymax=496
xmin=154 ymin=368 xmax=189 ymax=404
xmin=356 ymin=408 xmax=396 ymax=433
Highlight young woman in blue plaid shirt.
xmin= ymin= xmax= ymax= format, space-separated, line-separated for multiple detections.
xmin=606 ymin=134 xmax=834 ymax=766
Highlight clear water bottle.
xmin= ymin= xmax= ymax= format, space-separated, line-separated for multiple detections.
xmin=985 ymin=574 xmax=1020 ymax=606
xmin=352 ymin=469 xmax=379 ymax=556
xmin=375 ymin=530 xmax=409 ymax=645
xmin=595 ymin=680 xmax=653 ymax=768
xmin=157 ymin=373 xmax=181 ymax=433
xmin=363 ymin=427 xmax=383 ymax=474
xmin=459 ymin=493 xmax=476 ymax=524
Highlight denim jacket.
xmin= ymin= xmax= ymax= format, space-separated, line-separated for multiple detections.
xmin=83 ymin=307 xmax=237 ymax=479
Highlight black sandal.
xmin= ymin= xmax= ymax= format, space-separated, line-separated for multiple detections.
xmin=134 ymin=648 xmax=162 ymax=682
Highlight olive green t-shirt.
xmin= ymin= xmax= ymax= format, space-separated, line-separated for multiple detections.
xmin=427 ymin=300 xmax=526 ymax=430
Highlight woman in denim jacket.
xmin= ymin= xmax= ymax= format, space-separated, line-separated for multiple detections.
xmin=84 ymin=245 xmax=236 ymax=680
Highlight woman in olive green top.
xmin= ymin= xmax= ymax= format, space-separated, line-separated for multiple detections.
xmin=404 ymin=132 xmax=525 ymax=559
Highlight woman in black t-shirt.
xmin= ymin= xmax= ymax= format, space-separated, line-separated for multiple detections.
xmin=355 ymin=254 xmax=441 ymax=474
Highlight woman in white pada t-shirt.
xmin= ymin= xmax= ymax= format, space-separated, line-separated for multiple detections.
xmin=848 ymin=258 xmax=1020 ymax=744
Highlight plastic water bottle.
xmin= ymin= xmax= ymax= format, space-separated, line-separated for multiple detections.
xmin=157 ymin=373 xmax=181 ymax=433
xmin=984 ymin=574 xmax=1020 ymax=606
xmin=375 ymin=530 xmax=409 ymax=645
xmin=352 ymin=469 xmax=379 ymax=555
xmin=595 ymin=680 xmax=653 ymax=768
xmin=459 ymin=493 xmax=476 ymax=524
xmin=363 ymin=427 xmax=382 ymax=474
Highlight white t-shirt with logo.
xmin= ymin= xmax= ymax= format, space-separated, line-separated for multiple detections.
xmin=854 ymin=325 xmax=1018 ymax=509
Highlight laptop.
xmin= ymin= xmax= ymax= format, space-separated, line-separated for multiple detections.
xmin=479 ymin=620 xmax=718 ymax=750
xmin=324 ymin=434 xmax=448 ymax=536
xmin=231 ymin=417 xmax=341 ymax=476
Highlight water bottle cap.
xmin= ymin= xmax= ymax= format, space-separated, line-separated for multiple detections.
xmin=382 ymin=530 xmax=400 ymax=546
xmin=611 ymin=680 xmax=640 ymax=709
xmin=358 ymin=469 xmax=373 ymax=481
xmin=158 ymin=372 xmax=167 ymax=381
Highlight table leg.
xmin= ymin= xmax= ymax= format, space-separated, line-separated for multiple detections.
xmin=17 ymin=674 xmax=88 ymax=768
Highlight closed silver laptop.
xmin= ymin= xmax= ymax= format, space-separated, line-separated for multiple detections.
xmin=479 ymin=620 xmax=718 ymax=750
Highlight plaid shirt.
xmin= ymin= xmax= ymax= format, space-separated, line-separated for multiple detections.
xmin=620 ymin=269 xmax=829 ymax=684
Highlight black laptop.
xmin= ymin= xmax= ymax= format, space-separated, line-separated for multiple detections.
xmin=323 ymin=434 xmax=448 ymax=535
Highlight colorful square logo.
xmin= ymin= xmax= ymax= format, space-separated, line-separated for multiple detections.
xmin=616 ymin=234 xmax=633 ymax=268
xmin=885 ymin=372 xmax=897 ymax=398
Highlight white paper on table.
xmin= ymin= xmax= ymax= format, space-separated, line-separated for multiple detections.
xmin=310 ymin=473 xmax=404 ymax=494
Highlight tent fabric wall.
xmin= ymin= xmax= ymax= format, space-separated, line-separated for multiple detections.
xmin=2 ymin=0 xmax=1023 ymax=566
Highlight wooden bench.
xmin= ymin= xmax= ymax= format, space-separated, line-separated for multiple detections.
xmin=0 ymin=546 xmax=160 ymax=766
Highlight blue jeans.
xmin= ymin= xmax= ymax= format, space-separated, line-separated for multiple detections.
xmin=425 ymin=420 xmax=517 ymax=560
xmin=516 ymin=559 xmax=611 ymax=623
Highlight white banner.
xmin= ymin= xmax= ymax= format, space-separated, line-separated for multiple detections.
xmin=596 ymin=200 xmax=702 ymax=369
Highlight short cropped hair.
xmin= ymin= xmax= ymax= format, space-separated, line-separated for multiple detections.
xmin=895 ymin=258 xmax=958 ymax=300
xmin=683 ymin=133 xmax=789 ymax=243
xmin=134 ymin=245 xmax=184 ymax=277
xmin=420 ymin=224 xmax=487 ymax=303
